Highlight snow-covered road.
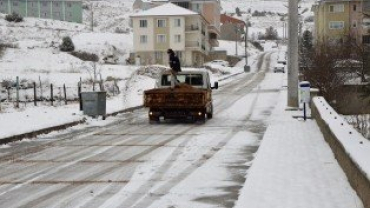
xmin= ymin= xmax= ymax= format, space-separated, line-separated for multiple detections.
xmin=0 ymin=53 xmax=285 ymax=208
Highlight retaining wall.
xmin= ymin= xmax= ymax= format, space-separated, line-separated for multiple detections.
xmin=311 ymin=97 xmax=370 ymax=208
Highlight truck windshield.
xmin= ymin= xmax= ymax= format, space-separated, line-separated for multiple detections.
xmin=161 ymin=74 xmax=204 ymax=86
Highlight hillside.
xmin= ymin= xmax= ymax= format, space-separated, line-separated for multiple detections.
xmin=0 ymin=0 xmax=315 ymax=89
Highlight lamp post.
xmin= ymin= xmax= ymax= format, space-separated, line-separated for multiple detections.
xmin=244 ymin=20 xmax=250 ymax=72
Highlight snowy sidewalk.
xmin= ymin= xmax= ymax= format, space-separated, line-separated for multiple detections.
xmin=235 ymin=89 xmax=364 ymax=208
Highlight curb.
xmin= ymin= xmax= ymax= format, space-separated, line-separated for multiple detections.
xmin=0 ymin=105 xmax=143 ymax=145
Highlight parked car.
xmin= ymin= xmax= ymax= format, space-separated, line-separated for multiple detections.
xmin=204 ymin=60 xmax=229 ymax=67
xmin=277 ymin=59 xmax=287 ymax=65
xmin=273 ymin=63 xmax=285 ymax=73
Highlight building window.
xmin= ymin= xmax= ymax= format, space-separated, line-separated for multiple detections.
xmin=55 ymin=2 xmax=59 ymax=7
xmin=157 ymin=34 xmax=166 ymax=43
xmin=13 ymin=1 xmax=18 ymax=6
xmin=68 ymin=12 xmax=72 ymax=17
xmin=353 ymin=4 xmax=357 ymax=11
xmin=157 ymin=19 xmax=166 ymax=28
xmin=363 ymin=35 xmax=370 ymax=44
xmin=140 ymin=35 xmax=147 ymax=43
xmin=42 ymin=2 xmax=47 ymax=6
xmin=174 ymin=34 xmax=181 ymax=43
xmin=194 ymin=3 xmax=201 ymax=12
xmin=329 ymin=4 xmax=344 ymax=13
xmin=155 ymin=51 xmax=163 ymax=60
xmin=352 ymin=20 xmax=357 ymax=28
xmin=174 ymin=19 xmax=181 ymax=27
xmin=176 ymin=2 xmax=189 ymax=9
xmin=329 ymin=21 xmax=344 ymax=29
xmin=139 ymin=20 xmax=147 ymax=28
xmin=67 ymin=2 xmax=72 ymax=7
xmin=55 ymin=12 xmax=60 ymax=17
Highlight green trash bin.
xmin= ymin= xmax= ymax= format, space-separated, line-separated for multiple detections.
xmin=81 ymin=91 xmax=106 ymax=119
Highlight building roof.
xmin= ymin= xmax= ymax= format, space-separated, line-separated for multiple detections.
xmin=131 ymin=2 xmax=198 ymax=17
xmin=220 ymin=14 xmax=245 ymax=25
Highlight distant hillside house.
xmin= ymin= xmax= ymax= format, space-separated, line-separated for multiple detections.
xmin=220 ymin=14 xmax=245 ymax=41
xmin=131 ymin=3 xmax=210 ymax=67
xmin=0 ymin=0 xmax=82 ymax=23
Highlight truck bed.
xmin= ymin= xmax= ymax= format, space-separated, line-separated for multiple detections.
xmin=144 ymin=84 xmax=207 ymax=108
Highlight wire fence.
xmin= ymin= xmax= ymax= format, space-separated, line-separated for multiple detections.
xmin=0 ymin=80 xmax=120 ymax=110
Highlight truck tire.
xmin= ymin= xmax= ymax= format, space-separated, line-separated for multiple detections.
xmin=149 ymin=116 xmax=160 ymax=124
xmin=207 ymin=105 xmax=213 ymax=119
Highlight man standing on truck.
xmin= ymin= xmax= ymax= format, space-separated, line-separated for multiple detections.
xmin=167 ymin=48 xmax=181 ymax=88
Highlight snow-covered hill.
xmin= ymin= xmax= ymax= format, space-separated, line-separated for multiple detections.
xmin=0 ymin=0 xmax=315 ymax=98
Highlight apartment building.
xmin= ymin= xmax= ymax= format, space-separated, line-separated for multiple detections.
xmin=312 ymin=0 xmax=363 ymax=44
xmin=133 ymin=0 xmax=220 ymax=48
xmin=131 ymin=3 xmax=209 ymax=67
xmin=0 ymin=0 xmax=82 ymax=23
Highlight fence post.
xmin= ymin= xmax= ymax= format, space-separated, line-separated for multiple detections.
xmin=78 ymin=82 xmax=82 ymax=111
xmin=7 ymin=88 xmax=10 ymax=102
xmin=33 ymin=82 xmax=37 ymax=106
xmin=50 ymin=83 xmax=53 ymax=106
xmin=16 ymin=76 xmax=19 ymax=108
xmin=64 ymin=84 xmax=67 ymax=105
xmin=39 ymin=76 xmax=43 ymax=100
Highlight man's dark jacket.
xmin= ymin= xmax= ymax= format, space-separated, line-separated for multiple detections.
xmin=169 ymin=53 xmax=181 ymax=72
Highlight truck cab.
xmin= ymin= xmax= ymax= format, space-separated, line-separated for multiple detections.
xmin=156 ymin=71 xmax=218 ymax=90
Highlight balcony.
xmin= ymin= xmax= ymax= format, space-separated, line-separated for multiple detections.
xmin=209 ymin=38 xmax=219 ymax=47
xmin=185 ymin=25 xmax=199 ymax=32
xmin=185 ymin=41 xmax=200 ymax=48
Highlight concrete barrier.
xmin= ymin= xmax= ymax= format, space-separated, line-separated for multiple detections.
xmin=311 ymin=97 xmax=370 ymax=208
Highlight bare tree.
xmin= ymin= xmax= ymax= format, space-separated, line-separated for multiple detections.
xmin=300 ymin=42 xmax=349 ymax=109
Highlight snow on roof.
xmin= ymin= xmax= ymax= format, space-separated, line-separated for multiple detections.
xmin=131 ymin=3 xmax=198 ymax=17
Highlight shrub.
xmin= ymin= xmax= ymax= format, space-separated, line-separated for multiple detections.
xmin=252 ymin=10 xmax=267 ymax=17
xmin=5 ymin=12 xmax=23 ymax=22
xmin=304 ymin=16 xmax=314 ymax=23
xmin=70 ymin=51 xmax=99 ymax=61
xmin=59 ymin=36 xmax=75 ymax=52
xmin=250 ymin=41 xmax=263 ymax=51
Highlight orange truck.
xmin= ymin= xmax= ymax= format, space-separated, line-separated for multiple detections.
xmin=144 ymin=70 xmax=218 ymax=123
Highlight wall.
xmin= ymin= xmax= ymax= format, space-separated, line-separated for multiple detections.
xmin=311 ymin=96 xmax=370 ymax=208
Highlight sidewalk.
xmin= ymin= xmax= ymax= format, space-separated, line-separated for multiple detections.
xmin=235 ymin=89 xmax=364 ymax=208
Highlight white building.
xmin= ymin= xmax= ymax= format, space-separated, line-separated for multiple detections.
xmin=130 ymin=3 xmax=210 ymax=67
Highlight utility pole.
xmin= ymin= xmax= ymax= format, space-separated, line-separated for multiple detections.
xmin=235 ymin=25 xmax=238 ymax=56
xmin=244 ymin=20 xmax=250 ymax=72
xmin=288 ymin=0 xmax=299 ymax=107
xmin=90 ymin=3 xmax=94 ymax=32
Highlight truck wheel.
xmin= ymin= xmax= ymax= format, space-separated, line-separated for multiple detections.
xmin=207 ymin=112 xmax=213 ymax=119
xmin=149 ymin=116 xmax=159 ymax=124
xmin=207 ymin=106 xmax=213 ymax=119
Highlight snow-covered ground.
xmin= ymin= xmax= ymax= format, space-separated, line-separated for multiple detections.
xmin=0 ymin=51 xmax=368 ymax=208
xmin=0 ymin=0 xmax=369 ymax=206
